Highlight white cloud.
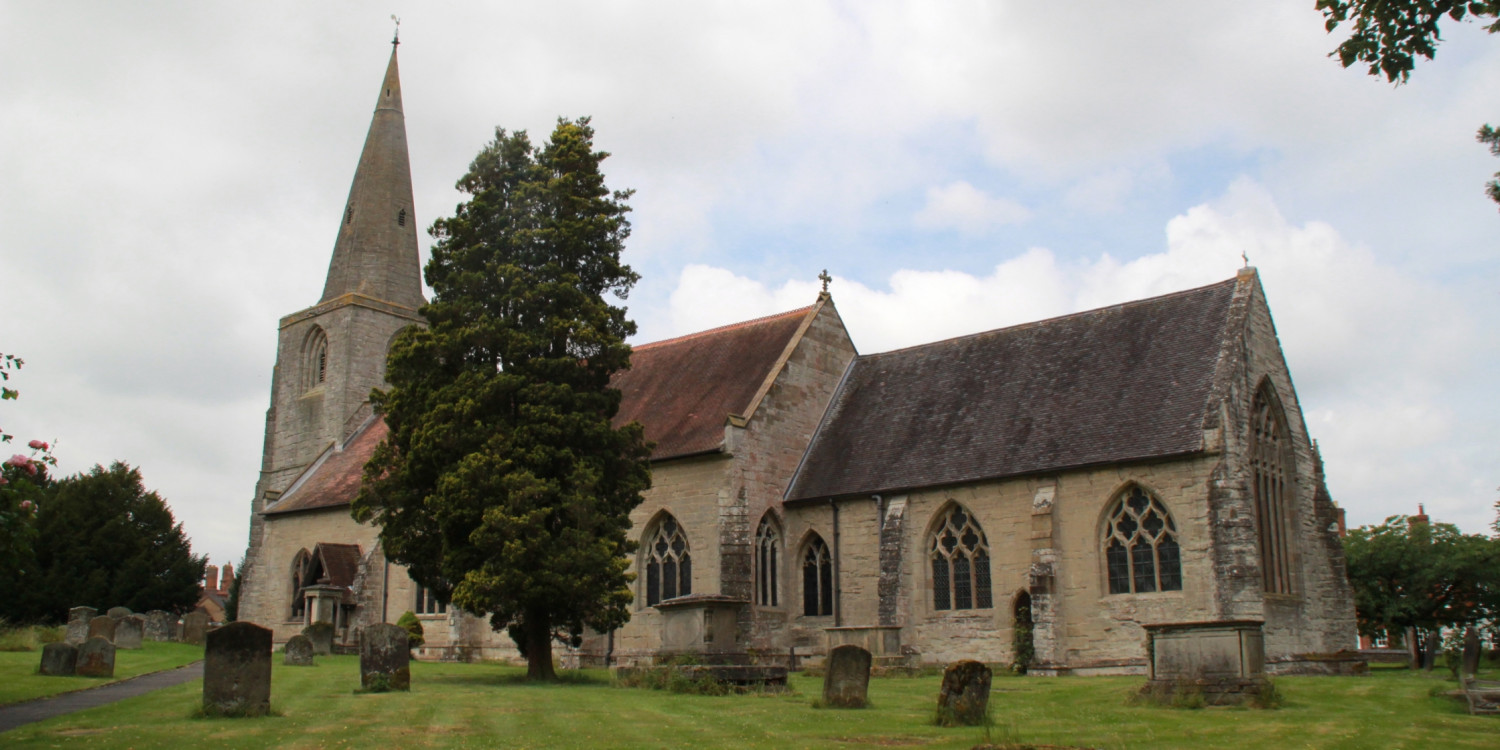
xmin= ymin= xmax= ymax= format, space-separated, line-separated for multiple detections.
xmin=914 ymin=181 xmax=1032 ymax=234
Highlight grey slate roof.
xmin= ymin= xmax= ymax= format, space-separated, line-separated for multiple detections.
xmin=785 ymin=277 xmax=1241 ymax=501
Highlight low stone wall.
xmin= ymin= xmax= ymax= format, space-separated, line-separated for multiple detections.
xmin=1266 ymin=651 xmax=1369 ymax=676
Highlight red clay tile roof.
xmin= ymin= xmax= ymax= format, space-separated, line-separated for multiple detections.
xmin=263 ymin=418 xmax=387 ymax=515
xmin=785 ymin=278 xmax=1241 ymax=501
xmin=313 ymin=542 xmax=362 ymax=589
xmin=612 ymin=307 xmax=812 ymax=460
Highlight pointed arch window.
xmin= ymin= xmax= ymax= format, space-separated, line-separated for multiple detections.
xmin=304 ymin=327 xmax=328 ymax=391
xmin=802 ymin=534 xmax=833 ymax=617
xmin=289 ymin=549 xmax=311 ymax=620
xmin=755 ymin=516 xmax=780 ymax=608
xmin=1252 ymin=384 xmax=1296 ymax=594
xmin=415 ymin=585 xmax=447 ymax=615
xmin=644 ymin=515 xmax=691 ymax=607
xmin=1103 ymin=486 xmax=1183 ymax=594
xmin=931 ymin=505 xmax=992 ymax=611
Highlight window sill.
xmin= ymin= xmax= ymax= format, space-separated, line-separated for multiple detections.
xmin=1100 ymin=590 xmax=1186 ymax=600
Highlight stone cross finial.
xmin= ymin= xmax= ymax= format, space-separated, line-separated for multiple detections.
xmin=818 ymin=269 xmax=832 ymax=294
xmin=1241 ymin=251 xmax=1249 ymax=268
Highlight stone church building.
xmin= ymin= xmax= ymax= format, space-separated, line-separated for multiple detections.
xmin=238 ymin=46 xmax=1357 ymax=675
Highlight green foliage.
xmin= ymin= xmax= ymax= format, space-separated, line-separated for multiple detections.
xmin=0 ymin=462 xmax=206 ymax=623
xmin=1010 ymin=598 xmax=1034 ymax=675
xmin=1317 ymin=0 xmax=1500 ymax=83
xmin=353 ymin=117 xmax=652 ymax=682
xmin=1343 ymin=515 xmax=1500 ymax=642
xmin=224 ymin=558 xmax=244 ymax=622
xmin=1479 ymin=126 xmax=1500 ymax=210
xmin=396 ymin=610 xmax=425 ymax=650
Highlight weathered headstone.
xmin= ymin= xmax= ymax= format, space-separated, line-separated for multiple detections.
xmin=182 ymin=611 xmax=209 ymax=645
xmin=1422 ymin=632 xmax=1440 ymax=672
xmin=115 ymin=615 xmax=145 ymax=649
xmin=821 ymin=644 xmax=872 ymax=708
xmin=202 ymin=622 xmax=272 ymax=717
xmin=936 ymin=660 xmax=992 ymax=726
xmin=76 ymin=637 xmax=116 ymax=678
xmin=38 ymin=642 xmax=78 ymax=676
xmin=66 ymin=607 xmax=96 ymax=645
xmin=87 ymin=615 xmax=116 ymax=643
xmin=106 ymin=606 xmax=132 ymax=621
xmin=303 ymin=621 xmax=335 ymax=656
xmin=359 ymin=623 xmax=411 ymax=691
xmin=144 ymin=610 xmax=173 ymax=642
xmin=284 ymin=635 xmax=315 ymax=666
xmin=1463 ymin=627 xmax=1481 ymax=680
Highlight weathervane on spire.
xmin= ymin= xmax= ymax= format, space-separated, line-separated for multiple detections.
xmin=1241 ymin=251 xmax=1250 ymax=268
xmin=818 ymin=269 xmax=832 ymax=295
xmin=391 ymin=15 xmax=401 ymax=46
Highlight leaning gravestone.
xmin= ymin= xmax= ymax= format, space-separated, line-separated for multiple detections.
xmin=66 ymin=607 xmax=96 ymax=645
xmin=284 ymin=635 xmax=315 ymax=666
xmin=1463 ymin=627 xmax=1481 ymax=680
xmin=76 ymin=637 xmax=116 ymax=678
xmin=106 ymin=606 xmax=132 ymax=621
xmin=144 ymin=610 xmax=174 ymax=642
xmin=182 ymin=611 xmax=209 ymax=646
xmin=303 ymin=622 xmax=335 ymax=656
xmin=87 ymin=615 xmax=117 ymax=643
xmin=38 ymin=642 xmax=78 ymax=676
xmin=822 ymin=644 xmax=872 ymax=708
xmin=359 ymin=623 xmax=411 ymax=691
xmin=203 ymin=622 xmax=272 ymax=717
xmin=936 ymin=660 xmax=992 ymax=726
xmin=115 ymin=615 xmax=145 ymax=649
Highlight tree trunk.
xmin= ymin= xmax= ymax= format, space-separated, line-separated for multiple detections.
xmin=1406 ymin=626 xmax=1419 ymax=671
xmin=525 ymin=612 xmax=556 ymax=681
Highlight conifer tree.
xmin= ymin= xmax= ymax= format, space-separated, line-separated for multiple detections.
xmin=354 ymin=118 xmax=651 ymax=680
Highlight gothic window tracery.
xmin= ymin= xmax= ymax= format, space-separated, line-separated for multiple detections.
xmin=304 ymin=327 xmax=328 ymax=391
xmin=1252 ymin=383 xmax=1296 ymax=594
xmin=930 ymin=505 xmax=992 ymax=611
xmin=755 ymin=516 xmax=780 ymax=608
xmin=802 ymin=534 xmax=833 ymax=617
xmin=1102 ymin=486 xmax=1183 ymax=594
xmin=644 ymin=514 xmax=691 ymax=607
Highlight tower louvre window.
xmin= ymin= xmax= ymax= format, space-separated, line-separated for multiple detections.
xmin=345 ymin=205 xmax=354 ymax=225
xmin=398 ymin=208 xmax=407 ymax=226
xmin=304 ymin=327 xmax=329 ymax=392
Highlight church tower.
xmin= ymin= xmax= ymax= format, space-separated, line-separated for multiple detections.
xmin=240 ymin=41 xmax=425 ymax=613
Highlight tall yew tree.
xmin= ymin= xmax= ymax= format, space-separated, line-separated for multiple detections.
xmin=354 ymin=118 xmax=651 ymax=680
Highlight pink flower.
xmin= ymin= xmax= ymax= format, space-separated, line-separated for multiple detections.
xmin=27 ymin=439 xmax=47 ymax=451
xmin=19 ymin=500 xmax=34 ymax=512
xmin=6 ymin=454 xmax=28 ymax=468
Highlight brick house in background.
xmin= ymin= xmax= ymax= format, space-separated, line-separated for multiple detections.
xmin=197 ymin=561 xmax=233 ymax=624
xmin=236 ymin=44 xmax=1358 ymax=674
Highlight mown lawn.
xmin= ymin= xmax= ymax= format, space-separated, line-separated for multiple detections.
xmin=0 ymin=641 xmax=203 ymax=705
xmin=1 ymin=656 xmax=1495 ymax=748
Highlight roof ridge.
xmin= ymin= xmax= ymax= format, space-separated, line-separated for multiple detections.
xmin=633 ymin=306 xmax=814 ymax=352
xmin=861 ymin=276 xmax=1238 ymax=360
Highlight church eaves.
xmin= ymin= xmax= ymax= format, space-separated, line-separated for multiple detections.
xmin=319 ymin=44 xmax=426 ymax=311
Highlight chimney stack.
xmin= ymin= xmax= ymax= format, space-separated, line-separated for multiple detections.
xmin=205 ymin=565 xmax=220 ymax=593
xmin=220 ymin=562 xmax=234 ymax=594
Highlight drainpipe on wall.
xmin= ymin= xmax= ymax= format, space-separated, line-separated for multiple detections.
xmin=830 ymin=498 xmax=841 ymax=627
xmin=382 ymin=557 xmax=390 ymax=625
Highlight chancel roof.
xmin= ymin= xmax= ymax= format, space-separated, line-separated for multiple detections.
xmin=785 ymin=277 xmax=1241 ymax=501
xmin=611 ymin=307 xmax=812 ymax=460
xmin=262 ymin=418 xmax=388 ymax=515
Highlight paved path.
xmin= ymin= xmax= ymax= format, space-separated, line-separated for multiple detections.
xmin=0 ymin=661 xmax=203 ymax=734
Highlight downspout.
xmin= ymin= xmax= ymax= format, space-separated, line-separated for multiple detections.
xmin=381 ymin=557 xmax=390 ymax=624
xmin=831 ymin=498 xmax=841 ymax=626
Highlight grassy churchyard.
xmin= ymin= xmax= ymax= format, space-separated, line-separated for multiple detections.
xmin=0 ymin=637 xmax=203 ymax=706
xmin=0 ymin=651 xmax=1495 ymax=749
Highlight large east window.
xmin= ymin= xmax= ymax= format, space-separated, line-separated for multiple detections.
xmin=1251 ymin=383 xmax=1296 ymax=594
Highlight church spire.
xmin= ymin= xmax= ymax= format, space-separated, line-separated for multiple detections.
xmin=320 ymin=44 xmax=425 ymax=310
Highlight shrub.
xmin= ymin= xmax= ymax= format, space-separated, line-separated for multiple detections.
xmin=395 ymin=611 xmax=425 ymax=652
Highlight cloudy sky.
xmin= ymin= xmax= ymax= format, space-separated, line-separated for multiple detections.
xmin=2 ymin=2 xmax=1496 ymax=567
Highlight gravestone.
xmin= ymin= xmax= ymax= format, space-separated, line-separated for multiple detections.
xmin=115 ymin=615 xmax=145 ymax=649
xmin=76 ymin=637 xmax=116 ymax=678
xmin=182 ymin=611 xmax=209 ymax=645
xmin=87 ymin=615 xmax=116 ymax=643
xmin=1422 ymin=632 xmax=1440 ymax=672
xmin=303 ymin=621 xmax=335 ymax=656
xmin=106 ymin=606 xmax=132 ymax=621
xmin=202 ymin=622 xmax=272 ymax=717
xmin=1463 ymin=627 xmax=1481 ymax=680
xmin=144 ymin=610 xmax=174 ymax=642
xmin=359 ymin=623 xmax=411 ymax=691
xmin=936 ymin=660 xmax=992 ymax=726
xmin=821 ymin=644 xmax=872 ymax=708
xmin=284 ymin=635 xmax=315 ymax=666
xmin=38 ymin=642 xmax=78 ymax=676
xmin=66 ymin=607 xmax=96 ymax=645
